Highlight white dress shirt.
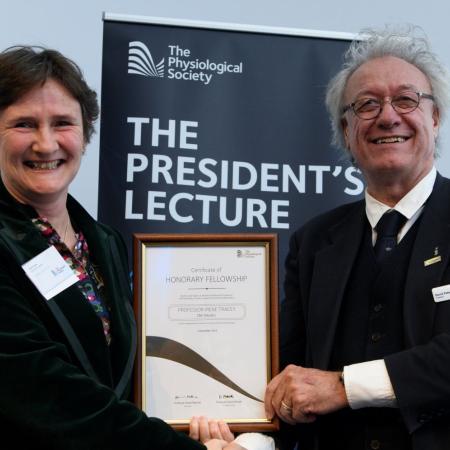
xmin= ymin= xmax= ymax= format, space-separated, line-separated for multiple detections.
xmin=343 ymin=167 xmax=437 ymax=409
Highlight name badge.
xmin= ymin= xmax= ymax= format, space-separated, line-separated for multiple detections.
xmin=22 ymin=246 xmax=79 ymax=300
xmin=431 ymin=284 xmax=450 ymax=303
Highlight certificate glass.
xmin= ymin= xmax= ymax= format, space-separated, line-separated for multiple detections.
xmin=133 ymin=234 xmax=279 ymax=432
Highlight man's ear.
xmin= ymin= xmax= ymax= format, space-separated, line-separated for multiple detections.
xmin=432 ymin=106 xmax=440 ymax=140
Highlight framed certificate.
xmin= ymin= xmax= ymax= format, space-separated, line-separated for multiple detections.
xmin=133 ymin=233 xmax=279 ymax=432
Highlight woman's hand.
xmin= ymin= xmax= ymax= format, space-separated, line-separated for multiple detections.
xmin=204 ymin=439 xmax=247 ymax=450
xmin=190 ymin=416 xmax=234 ymax=443
xmin=190 ymin=416 xmax=247 ymax=449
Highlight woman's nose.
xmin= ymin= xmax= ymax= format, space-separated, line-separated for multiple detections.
xmin=31 ymin=126 xmax=58 ymax=153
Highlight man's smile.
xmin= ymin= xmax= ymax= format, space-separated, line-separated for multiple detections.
xmin=371 ymin=136 xmax=410 ymax=144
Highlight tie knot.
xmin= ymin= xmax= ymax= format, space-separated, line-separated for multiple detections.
xmin=375 ymin=210 xmax=407 ymax=238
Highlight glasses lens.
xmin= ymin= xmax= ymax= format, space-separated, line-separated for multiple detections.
xmin=352 ymin=91 xmax=421 ymax=119
xmin=353 ymin=98 xmax=381 ymax=119
xmin=391 ymin=91 xmax=419 ymax=112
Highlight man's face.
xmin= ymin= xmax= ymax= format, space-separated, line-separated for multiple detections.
xmin=342 ymin=56 xmax=439 ymax=191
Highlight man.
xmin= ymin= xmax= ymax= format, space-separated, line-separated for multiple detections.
xmin=265 ymin=26 xmax=450 ymax=450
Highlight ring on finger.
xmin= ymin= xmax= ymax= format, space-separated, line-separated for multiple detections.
xmin=281 ymin=400 xmax=293 ymax=413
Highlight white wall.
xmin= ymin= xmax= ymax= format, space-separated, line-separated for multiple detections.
xmin=2 ymin=0 xmax=449 ymax=217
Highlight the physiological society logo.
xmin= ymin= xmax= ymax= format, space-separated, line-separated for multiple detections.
xmin=127 ymin=41 xmax=243 ymax=85
xmin=127 ymin=41 xmax=164 ymax=77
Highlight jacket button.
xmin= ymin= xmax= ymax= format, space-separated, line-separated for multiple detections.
xmin=370 ymin=440 xmax=381 ymax=449
xmin=371 ymin=332 xmax=381 ymax=342
xmin=373 ymin=303 xmax=383 ymax=313
xmin=418 ymin=413 xmax=431 ymax=423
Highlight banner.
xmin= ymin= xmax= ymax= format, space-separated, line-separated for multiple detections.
xmin=99 ymin=15 xmax=362 ymax=286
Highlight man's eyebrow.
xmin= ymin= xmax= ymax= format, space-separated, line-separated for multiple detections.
xmin=353 ymin=84 xmax=420 ymax=98
xmin=396 ymin=83 xmax=420 ymax=91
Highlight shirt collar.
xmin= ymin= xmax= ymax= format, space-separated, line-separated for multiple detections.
xmin=365 ymin=167 xmax=437 ymax=229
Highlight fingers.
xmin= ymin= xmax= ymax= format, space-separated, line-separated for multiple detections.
xmin=265 ymin=364 xmax=316 ymax=425
xmin=189 ymin=416 xmax=200 ymax=441
xmin=278 ymin=399 xmax=297 ymax=425
xmin=264 ymin=372 xmax=282 ymax=419
xmin=218 ymin=420 xmax=234 ymax=442
xmin=269 ymin=377 xmax=290 ymax=421
xmin=198 ymin=416 xmax=211 ymax=442
xmin=189 ymin=416 xmax=211 ymax=442
xmin=278 ymin=399 xmax=295 ymax=424
xmin=208 ymin=419 xmax=222 ymax=440
xmin=190 ymin=416 xmax=234 ymax=443
xmin=291 ymin=402 xmax=317 ymax=423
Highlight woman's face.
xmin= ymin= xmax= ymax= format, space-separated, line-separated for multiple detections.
xmin=0 ymin=79 xmax=84 ymax=207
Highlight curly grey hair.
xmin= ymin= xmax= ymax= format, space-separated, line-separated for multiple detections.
xmin=325 ymin=25 xmax=450 ymax=154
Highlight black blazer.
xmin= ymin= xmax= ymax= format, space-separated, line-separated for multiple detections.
xmin=281 ymin=174 xmax=450 ymax=449
xmin=0 ymin=181 xmax=204 ymax=450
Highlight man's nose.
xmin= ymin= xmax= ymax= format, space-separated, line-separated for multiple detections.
xmin=376 ymin=101 xmax=402 ymax=127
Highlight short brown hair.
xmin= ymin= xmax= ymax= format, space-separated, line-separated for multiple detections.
xmin=0 ymin=46 xmax=99 ymax=143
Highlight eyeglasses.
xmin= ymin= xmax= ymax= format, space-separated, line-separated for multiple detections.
xmin=342 ymin=90 xmax=435 ymax=120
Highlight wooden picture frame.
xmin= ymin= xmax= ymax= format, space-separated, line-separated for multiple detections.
xmin=133 ymin=233 xmax=279 ymax=432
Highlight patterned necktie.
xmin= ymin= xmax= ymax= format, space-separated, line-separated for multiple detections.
xmin=374 ymin=210 xmax=407 ymax=262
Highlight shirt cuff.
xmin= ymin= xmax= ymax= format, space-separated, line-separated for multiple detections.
xmin=343 ymin=359 xmax=397 ymax=409
xmin=234 ymin=433 xmax=275 ymax=450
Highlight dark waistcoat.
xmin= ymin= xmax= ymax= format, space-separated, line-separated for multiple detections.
xmin=318 ymin=219 xmax=421 ymax=450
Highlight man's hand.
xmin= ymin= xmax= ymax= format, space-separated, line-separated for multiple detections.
xmin=264 ymin=365 xmax=348 ymax=424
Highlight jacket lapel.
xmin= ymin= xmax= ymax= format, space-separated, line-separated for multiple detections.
xmin=73 ymin=206 xmax=136 ymax=396
xmin=308 ymin=202 xmax=366 ymax=369
xmin=403 ymin=176 xmax=450 ymax=345
xmin=0 ymin=220 xmax=112 ymax=384
xmin=0 ymin=183 xmax=136 ymax=395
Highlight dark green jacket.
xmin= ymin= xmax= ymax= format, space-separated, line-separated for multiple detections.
xmin=0 ymin=180 xmax=204 ymax=450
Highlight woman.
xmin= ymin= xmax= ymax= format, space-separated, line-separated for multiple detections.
xmin=0 ymin=45 xmax=246 ymax=450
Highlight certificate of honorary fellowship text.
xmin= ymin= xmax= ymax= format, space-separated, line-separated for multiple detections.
xmin=143 ymin=244 xmax=269 ymax=423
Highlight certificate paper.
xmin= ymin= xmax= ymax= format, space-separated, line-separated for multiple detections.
xmin=133 ymin=234 xmax=278 ymax=431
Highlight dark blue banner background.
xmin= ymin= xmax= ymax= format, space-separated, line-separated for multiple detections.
xmin=99 ymin=19 xmax=362 ymax=292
